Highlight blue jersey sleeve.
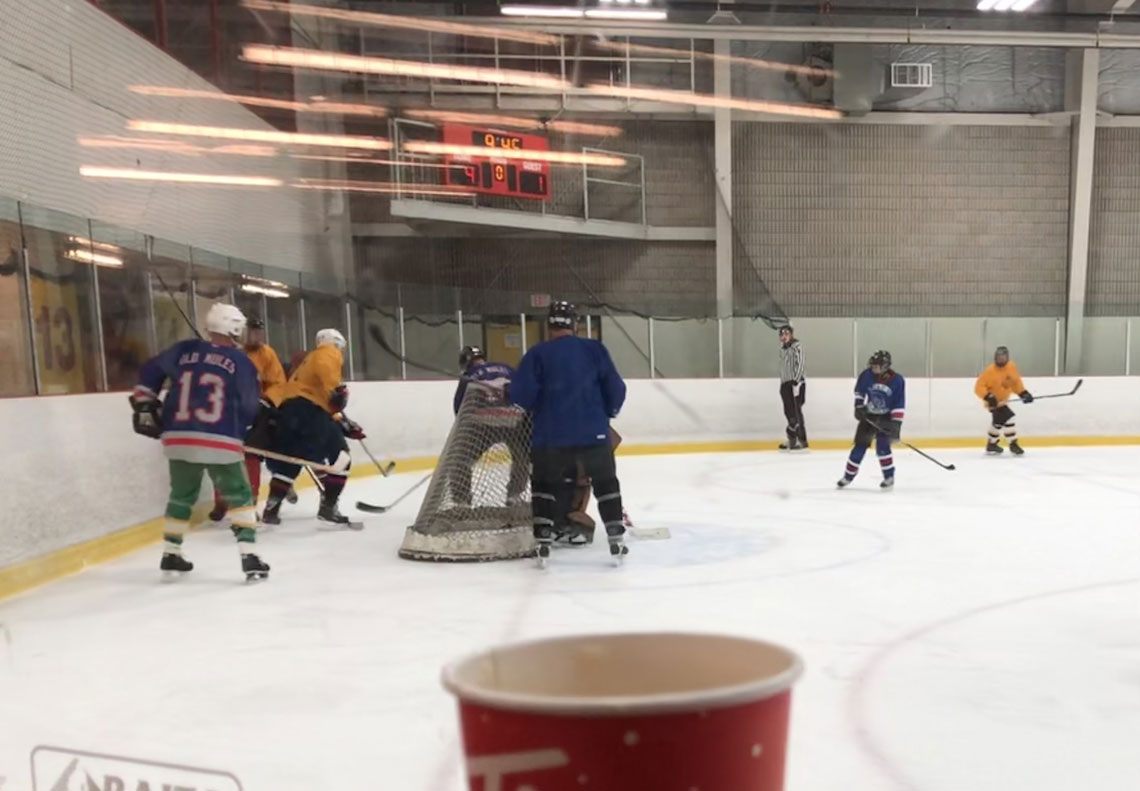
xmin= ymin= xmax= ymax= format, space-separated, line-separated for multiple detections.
xmin=597 ymin=343 xmax=626 ymax=418
xmin=510 ymin=349 xmax=541 ymax=411
xmin=890 ymin=374 xmax=906 ymax=422
xmin=235 ymin=356 xmax=261 ymax=430
xmin=853 ymin=369 xmax=871 ymax=407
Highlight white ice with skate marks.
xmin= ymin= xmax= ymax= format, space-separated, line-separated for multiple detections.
xmin=4 ymin=448 xmax=1140 ymax=791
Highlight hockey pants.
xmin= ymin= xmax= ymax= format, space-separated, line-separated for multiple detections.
xmin=164 ymin=460 xmax=257 ymax=555
xmin=531 ymin=442 xmax=624 ymax=542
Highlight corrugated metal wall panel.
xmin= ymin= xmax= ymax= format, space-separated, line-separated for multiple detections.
xmin=732 ymin=123 xmax=1070 ymax=317
xmin=1087 ymin=128 xmax=1140 ymax=317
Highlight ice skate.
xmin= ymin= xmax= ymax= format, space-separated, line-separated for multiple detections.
xmin=880 ymin=476 xmax=895 ymax=490
xmin=242 ymin=553 xmax=270 ymax=581
xmin=986 ymin=441 xmax=1004 ymax=455
xmin=837 ymin=476 xmax=854 ymax=488
xmin=262 ymin=497 xmax=283 ymax=526
xmin=608 ymin=536 xmax=629 ymax=566
xmin=536 ymin=541 xmax=551 ymax=569
xmin=160 ymin=553 xmax=193 ymax=575
xmin=318 ymin=500 xmax=363 ymax=530
xmin=285 ymin=486 xmax=299 ymax=504
xmin=1009 ymin=440 xmax=1024 ymax=456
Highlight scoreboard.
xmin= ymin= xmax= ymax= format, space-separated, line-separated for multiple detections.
xmin=442 ymin=123 xmax=551 ymax=201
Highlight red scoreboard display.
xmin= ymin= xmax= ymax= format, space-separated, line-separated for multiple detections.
xmin=442 ymin=123 xmax=551 ymax=201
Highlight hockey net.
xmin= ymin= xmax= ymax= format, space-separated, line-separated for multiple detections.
xmin=399 ymin=383 xmax=534 ymax=561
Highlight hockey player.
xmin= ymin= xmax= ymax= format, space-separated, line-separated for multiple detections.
xmin=837 ymin=350 xmax=905 ymax=490
xmin=262 ymin=328 xmax=363 ymax=527
xmin=975 ymin=345 xmax=1033 ymax=455
xmin=451 ymin=345 xmax=528 ymax=506
xmin=777 ymin=325 xmax=808 ymax=450
xmin=129 ymin=303 xmax=270 ymax=580
xmin=510 ymin=301 xmax=628 ymax=565
xmin=208 ymin=316 xmax=287 ymax=523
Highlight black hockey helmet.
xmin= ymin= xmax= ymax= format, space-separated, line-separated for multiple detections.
xmin=869 ymin=349 xmax=892 ymax=373
xmin=778 ymin=324 xmax=794 ymax=337
xmin=547 ymin=300 xmax=577 ymax=331
xmin=994 ymin=345 xmax=1010 ymax=366
xmin=459 ymin=345 xmax=485 ymax=369
xmin=246 ymin=317 xmax=265 ymax=330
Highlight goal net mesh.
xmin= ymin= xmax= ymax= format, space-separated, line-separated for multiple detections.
xmin=399 ymin=383 xmax=534 ymax=561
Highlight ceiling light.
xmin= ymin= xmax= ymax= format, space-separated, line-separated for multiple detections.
xmin=129 ymin=85 xmax=388 ymax=118
xmin=500 ymin=5 xmax=585 ymax=17
xmin=587 ymin=83 xmax=843 ymax=119
xmin=401 ymin=142 xmax=626 ymax=167
xmin=242 ymin=45 xmax=570 ymax=92
xmin=292 ymin=179 xmax=475 ymax=197
xmin=79 ymin=166 xmax=283 ymax=186
xmin=127 ymin=120 xmax=390 ymax=151
xmin=68 ymin=235 xmax=122 ymax=253
xmin=404 ymin=109 xmax=621 ymax=137
xmin=65 ymin=248 xmax=124 ymax=267
xmin=584 ymin=8 xmax=668 ymax=19
xmin=240 ymin=283 xmax=291 ymax=298
xmin=245 ymin=0 xmax=559 ymax=46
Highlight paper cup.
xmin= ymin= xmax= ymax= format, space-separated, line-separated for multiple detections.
xmin=442 ymin=632 xmax=803 ymax=791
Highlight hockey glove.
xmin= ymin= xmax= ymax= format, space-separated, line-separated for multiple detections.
xmin=889 ymin=420 xmax=902 ymax=442
xmin=329 ymin=383 xmax=349 ymax=413
xmin=1019 ymin=390 xmax=1034 ymax=404
xmin=128 ymin=393 xmax=162 ymax=439
xmin=984 ymin=393 xmax=998 ymax=409
xmin=338 ymin=415 xmax=366 ymax=440
xmin=854 ymin=405 xmax=868 ymax=423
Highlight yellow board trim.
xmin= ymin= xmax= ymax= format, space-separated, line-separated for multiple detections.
xmin=4 ymin=435 xmax=1140 ymax=602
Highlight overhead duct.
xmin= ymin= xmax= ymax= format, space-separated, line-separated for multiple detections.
xmin=833 ymin=44 xmax=881 ymax=114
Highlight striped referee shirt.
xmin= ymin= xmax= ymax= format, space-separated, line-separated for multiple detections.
xmin=780 ymin=340 xmax=805 ymax=384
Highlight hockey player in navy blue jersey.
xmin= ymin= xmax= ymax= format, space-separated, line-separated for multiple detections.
xmin=130 ymin=303 xmax=269 ymax=580
xmin=511 ymin=301 xmax=628 ymax=566
xmin=838 ymin=350 xmax=906 ymax=490
xmin=451 ymin=345 xmax=528 ymax=506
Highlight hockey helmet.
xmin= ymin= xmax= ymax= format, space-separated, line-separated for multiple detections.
xmin=315 ymin=328 xmax=347 ymax=350
xmin=548 ymin=300 xmax=578 ymax=331
xmin=459 ymin=345 xmax=485 ymax=369
xmin=205 ymin=303 xmax=247 ymax=342
xmin=994 ymin=345 xmax=1010 ymax=367
xmin=869 ymin=349 xmax=892 ymax=374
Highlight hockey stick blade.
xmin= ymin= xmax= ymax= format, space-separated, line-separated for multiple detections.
xmin=859 ymin=418 xmax=955 ymax=471
xmin=629 ymin=527 xmax=671 ymax=540
xmin=355 ymin=473 xmax=432 ymax=514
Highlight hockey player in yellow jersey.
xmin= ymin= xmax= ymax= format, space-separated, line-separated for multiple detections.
xmin=975 ymin=345 xmax=1033 ymax=456
xmin=263 ymin=329 xmax=365 ymax=527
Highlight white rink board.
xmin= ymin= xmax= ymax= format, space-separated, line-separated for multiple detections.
xmin=0 ymin=375 xmax=1127 ymax=569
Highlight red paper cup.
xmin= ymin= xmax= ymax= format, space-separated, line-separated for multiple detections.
xmin=442 ymin=632 xmax=803 ymax=791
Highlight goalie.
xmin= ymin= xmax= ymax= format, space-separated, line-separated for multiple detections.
xmin=556 ymin=427 xmax=630 ymax=546
xmin=451 ymin=346 xmax=529 ymax=506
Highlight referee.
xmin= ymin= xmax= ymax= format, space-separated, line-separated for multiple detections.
xmin=778 ymin=325 xmax=808 ymax=450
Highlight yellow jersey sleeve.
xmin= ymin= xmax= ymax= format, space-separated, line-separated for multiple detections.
xmin=247 ymin=345 xmax=287 ymax=406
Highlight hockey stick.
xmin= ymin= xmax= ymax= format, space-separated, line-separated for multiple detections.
xmin=356 ymin=439 xmax=396 ymax=478
xmin=304 ymin=465 xmax=325 ymax=494
xmin=356 ymin=473 xmax=432 ymax=513
xmin=1010 ymin=378 xmax=1083 ymax=402
xmin=244 ymin=446 xmax=348 ymax=474
xmin=859 ymin=418 xmax=957 ymax=471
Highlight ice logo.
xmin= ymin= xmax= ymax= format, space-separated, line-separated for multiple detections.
xmin=31 ymin=747 xmax=242 ymax=791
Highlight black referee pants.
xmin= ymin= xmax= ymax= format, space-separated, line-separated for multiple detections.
xmin=779 ymin=381 xmax=807 ymax=445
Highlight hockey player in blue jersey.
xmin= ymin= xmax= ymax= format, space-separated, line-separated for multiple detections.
xmin=838 ymin=349 xmax=906 ymax=490
xmin=510 ymin=301 xmax=628 ymax=566
xmin=130 ymin=303 xmax=269 ymax=580
xmin=451 ymin=345 xmax=529 ymax=506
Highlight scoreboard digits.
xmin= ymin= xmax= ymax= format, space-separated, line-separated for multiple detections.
xmin=442 ymin=123 xmax=551 ymax=201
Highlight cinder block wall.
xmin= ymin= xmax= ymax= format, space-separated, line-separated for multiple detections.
xmin=1087 ymin=128 xmax=1140 ymax=316
xmin=732 ymin=124 xmax=1072 ymax=317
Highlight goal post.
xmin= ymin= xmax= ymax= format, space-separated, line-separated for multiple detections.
xmin=398 ymin=382 xmax=535 ymax=561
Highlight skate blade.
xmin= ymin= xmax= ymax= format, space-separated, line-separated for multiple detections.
xmin=317 ymin=520 xmax=364 ymax=531
xmin=160 ymin=570 xmax=189 ymax=582
xmin=628 ymin=527 xmax=670 ymax=541
xmin=244 ymin=573 xmax=269 ymax=583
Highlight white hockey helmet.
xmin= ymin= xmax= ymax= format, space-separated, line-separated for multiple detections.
xmin=205 ymin=302 xmax=247 ymax=341
xmin=315 ymin=328 xmax=347 ymax=349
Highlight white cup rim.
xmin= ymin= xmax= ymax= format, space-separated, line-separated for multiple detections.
xmin=441 ymin=631 xmax=804 ymax=717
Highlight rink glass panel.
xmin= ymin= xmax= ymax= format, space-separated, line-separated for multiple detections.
xmin=20 ymin=204 xmax=102 ymax=394
xmin=0 ymin=197 xmax=35 ymax=396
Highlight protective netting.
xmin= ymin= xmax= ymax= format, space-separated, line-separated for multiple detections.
xmin=399 ymin=382 xmax=534 ymax=562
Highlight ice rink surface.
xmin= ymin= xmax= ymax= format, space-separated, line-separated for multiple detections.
xmin=3 ymin=446 xmax=1140 ymax=791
